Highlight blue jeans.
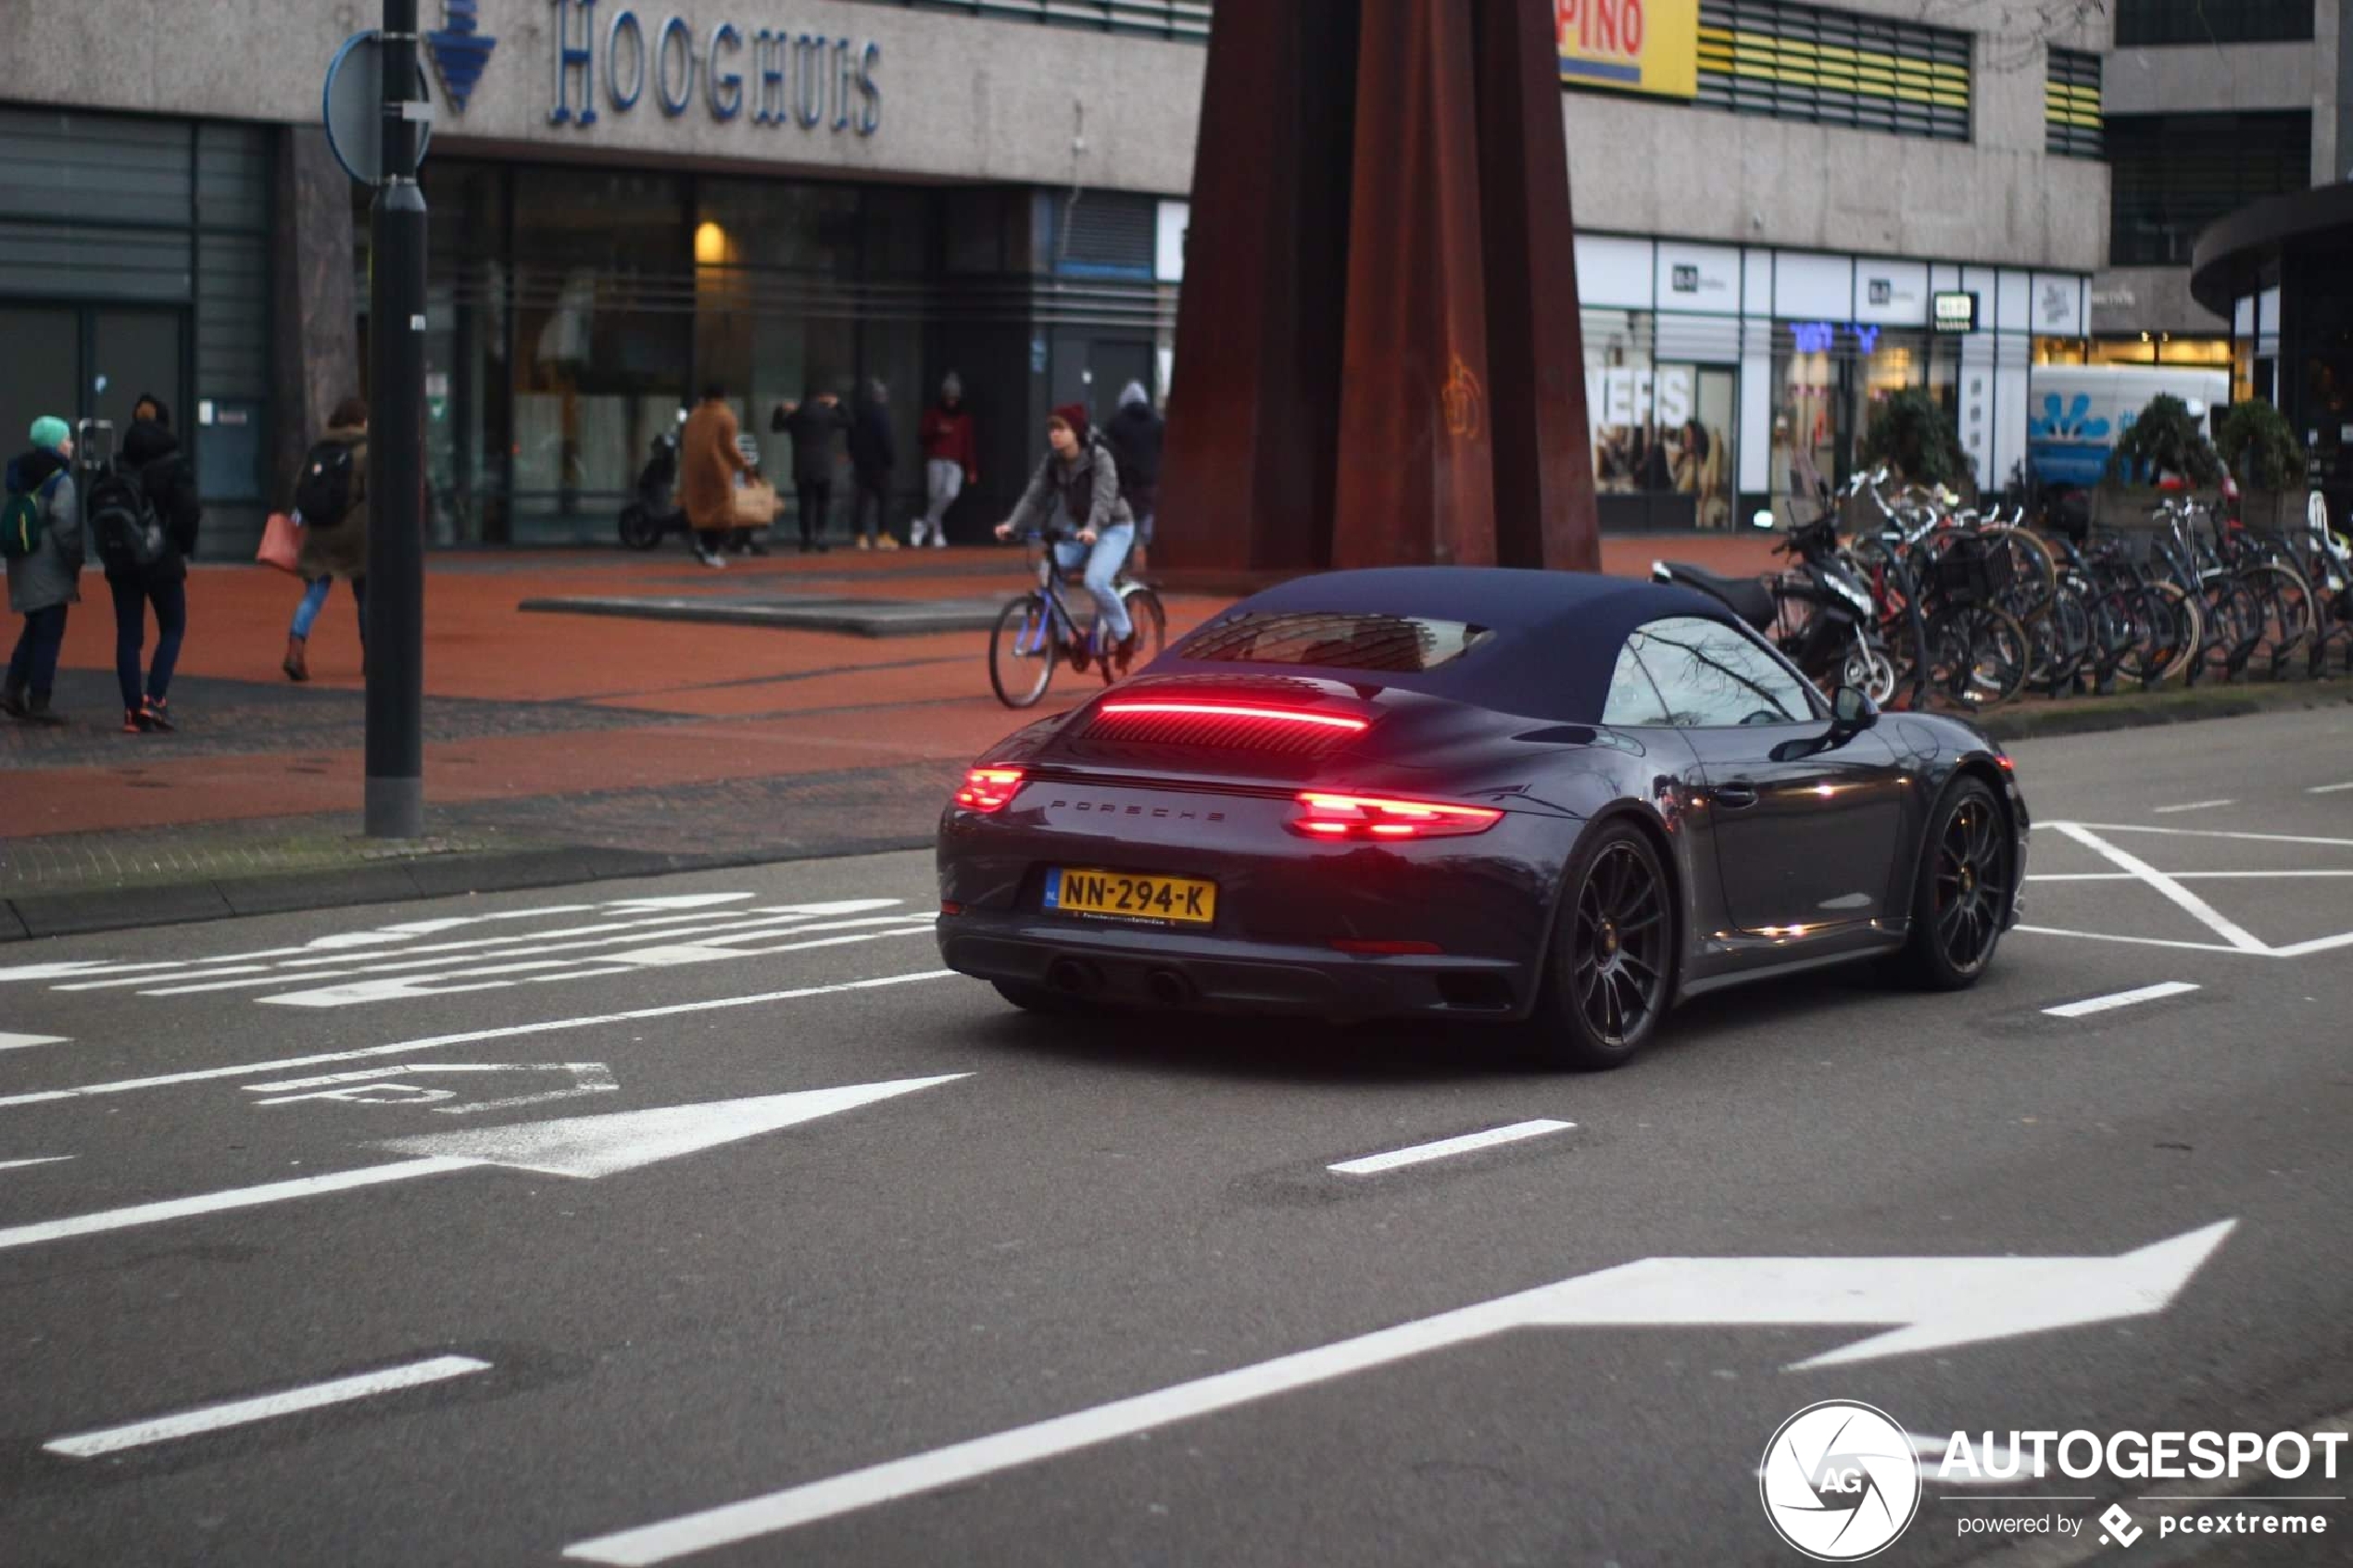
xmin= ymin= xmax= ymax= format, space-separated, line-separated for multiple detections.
xmin=7 ymin=604 xmax=68 ymax=699
xmin=293 ymin=576 xmax=366 ymax=645
xmin=1054 ymin=524 xmax=1134 ymax=643
xmin=112 ymin=576 xmax=186 ymax=710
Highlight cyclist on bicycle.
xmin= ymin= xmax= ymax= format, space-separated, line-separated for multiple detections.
xmin=994 ymin=404 xmax=1139 ymax=667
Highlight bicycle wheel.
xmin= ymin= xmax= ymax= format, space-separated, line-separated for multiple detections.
xmin=1927 ymin=604 xmax=2030 ymax=710
xmin=988 ymin=594 xmax=1059 ymax=709
xmin=1116 ymin=585 xmax=1167 ymax=675
xmin=2028 ymin=583 xmax=2092 ymax=694
xmin=2239 ymin=563 xmax=2316 ymax=678
xmin=2197 ymin=577 xmax=2265 ymax=679
xmin=2150 ymin=581 xmax=2203 ymax=686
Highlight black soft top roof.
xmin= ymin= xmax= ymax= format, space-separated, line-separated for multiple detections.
xmin=1157 ymin=567 xmax=1744 ymax=723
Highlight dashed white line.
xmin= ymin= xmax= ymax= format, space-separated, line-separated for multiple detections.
xmin=43 ymin=1355 xmax=493 ymax=1458
xmin=0 ymin=1033 xmax=69 ymax=1053
xmin=2152 ymin=799 xmax=2235 ymax=815
xmin=2043 ymin=981 xmax=2201 ymax=1020
xmin=0 ymin=1156 xmax=74 ymax=1173
xmin=2311 ymin=782 xmax=2353 ymax=795
xmin=0 ymin=969 xmax=956 ymax=1110
xmin=1329 ymin=1120 xmax=1575 ymax=1175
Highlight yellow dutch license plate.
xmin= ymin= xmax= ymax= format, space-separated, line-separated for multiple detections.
xmin=1046 ymin=867 xmax=1217 ymax=926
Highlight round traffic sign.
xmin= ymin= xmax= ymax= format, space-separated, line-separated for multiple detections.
xmin=323 ymin=31 xmax=434 ymax=186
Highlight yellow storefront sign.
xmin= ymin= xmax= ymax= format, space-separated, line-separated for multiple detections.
xmin=1557 ymin=0 xmax=1699 ymax=100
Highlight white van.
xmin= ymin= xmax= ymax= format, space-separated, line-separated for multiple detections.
xmin=2026 ymin=366 xmax=2228 ymax=488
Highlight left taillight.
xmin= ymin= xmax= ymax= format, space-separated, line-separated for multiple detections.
xmin=953 ymin=767 xmax=1025 ymax=813
xmin=1288 ymin=791 xmax=1504 ymax=841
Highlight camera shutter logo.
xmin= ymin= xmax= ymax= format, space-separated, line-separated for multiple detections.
xmin=1759 ymin=1401 xmax=1920 ymax=1561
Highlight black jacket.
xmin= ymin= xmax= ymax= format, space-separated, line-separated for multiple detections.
xmin=111 ymin=419 xmax=200 ymax=583
xmin=1103 ymin=402 xmax=1164 ymax=508
xmin=773 ymin=400 xmax=851 ymax=486
xmin=848 ymin=401 xmax=895 ymax=482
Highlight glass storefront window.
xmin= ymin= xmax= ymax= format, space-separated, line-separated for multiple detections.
xmin=1584 ymin=309 xmax=1740 ymax=529
xmin=2034 ymin=336 xmax=2088 ymax=366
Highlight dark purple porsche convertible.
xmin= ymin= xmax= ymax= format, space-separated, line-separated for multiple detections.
xmin=936 ymin=568 xmax=2029 ymax=1068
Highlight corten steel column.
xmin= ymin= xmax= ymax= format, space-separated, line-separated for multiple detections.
xmin=1157 ymin=0 xmax=1599 ymax=580
xmin=1330 ymin=0 xmax=1497 ymax=568
xmin=1469 ymin=0 xmax=1600 ymax=571
xmin=1152 ymin=0 xmax=1360 ymax=578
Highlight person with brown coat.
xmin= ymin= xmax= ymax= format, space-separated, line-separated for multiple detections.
xmin=677 ymin=383 xmax=749 ymax=570
xmin=282 ymin=397 xmax=370 ymax=683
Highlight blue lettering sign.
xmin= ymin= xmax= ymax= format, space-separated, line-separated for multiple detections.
xmin=857 ymin=42 xmax=881 ymax=136
xmin=550 ymin=0 xmax=598 ymax=125
xmin=1852 ymin=323 xmax=1881 ymax=355
xmin=655 ymin=15 xmax=695 ymax=116
xmin=607 ymin=9 xmax=645 ymax=110
xmin=1793 ymin=321 xmax=1834 ymax=355
xmin=710 ymin=22 xmax=744 ymax=120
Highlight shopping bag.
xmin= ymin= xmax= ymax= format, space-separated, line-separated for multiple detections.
xmin=730 ymin=479 xmax=781 ymax=527
xmin=256 ymin=510 xmax=303 ymax=573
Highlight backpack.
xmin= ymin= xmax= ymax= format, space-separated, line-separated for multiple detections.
xmin=294 ymin=440 xmax=357 ymax=528
xmin=1 ymin=475 xmax=55 ymax=561
xmin=86 ymin=463 xmax=167 ymax=575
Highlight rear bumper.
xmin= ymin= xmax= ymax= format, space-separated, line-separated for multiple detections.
xmin=936 ymin=913 xmax=1531 ymax=1022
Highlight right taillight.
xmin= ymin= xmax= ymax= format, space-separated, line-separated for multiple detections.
xmin=1288 ymin=791 xmax=1504 ymax=841
xmin=953 ymin=767 xmax=1025 ymax=813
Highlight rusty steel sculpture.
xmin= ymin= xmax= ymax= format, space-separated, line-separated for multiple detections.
xmin=1157 ymin=0 xmax=1599 ymax=580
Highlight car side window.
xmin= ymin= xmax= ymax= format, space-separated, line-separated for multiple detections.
xmin=1628 ymin=617 xmax=1816 ymax=728
xmin=1601 ymin=639 xmax=1674 ymax=726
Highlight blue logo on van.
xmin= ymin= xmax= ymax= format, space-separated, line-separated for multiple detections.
xmin=2026 ymin=393 xmax=2111 ymax=444
xmin=2027 ymin=394 xmax=2120 ymax=487
xmin=427 ymin=0 xmax=497 ymax=113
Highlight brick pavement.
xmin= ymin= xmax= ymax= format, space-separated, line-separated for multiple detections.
xmin=1 ymin=533 xmax=1780 ymax=935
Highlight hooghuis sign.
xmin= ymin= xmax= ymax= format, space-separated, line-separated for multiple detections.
xmin=546 ymin=0 xmax=880 ymax=136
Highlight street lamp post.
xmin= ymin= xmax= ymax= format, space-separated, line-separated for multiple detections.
xmin=366 ymin=0 xmax=429 ymax=838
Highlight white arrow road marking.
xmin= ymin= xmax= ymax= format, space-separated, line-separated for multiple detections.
xmin=44 ymin=1355 xmax=493 ymax=1458
xmin=2050 ymin=824 xmax=2268 ymax=953
xmin=0 ymin=1033 xmax=69 ymax=1052
xmin=0 ymin=970 xmax=954 ymax=1110
xmin=1329 ymin=1120 xmax=1574 ymax=1175
xmin=0 ymin=1156 xmax=74 ymax=1173
xmin=243 ymin=1062 xmax=619 ymax=1113
xmin=2043 ymin=982 xmax=2201 ymax=1020
xmin=562 ymin=1223 xmax=2237 ymax=1567
xmin=0 ymin=1075 xmax=966 ymax=1252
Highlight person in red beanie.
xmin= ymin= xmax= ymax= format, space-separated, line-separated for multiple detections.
xmin=995 ymin=404 xmax=1137 ymax=667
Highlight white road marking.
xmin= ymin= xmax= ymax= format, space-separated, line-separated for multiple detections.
xmin=0 ymin=1077 xmax=966 ymax=1253
xmin=1329 ymin=1120 xmax=1574 ymax=1175
xmin=0 ymin=1033 xmax=69 ymax=1052
xmin=2043 ymin=982 xmax=2201 ymax=1019
xmin=0 ymin=970 xmax=955 ymax=1110
xmin=2016 ymin=925 xmax=2241 ymax=956
xmin=2309 ymin=782 xmax=2353 ymax=795
xmin=2058 ymin=822 xmax=2353 ymax=848
xmin=2029 ymin=871 xmax=2353 ymax=882
xmin=2049 ymin=823 xmax=2267 ymax=953
xmin=563 ymin=1223 xmax=2235 ymax=1565
xmin=2152 ymin=799 xmax=2234 ymax=815
xmin=0 ymin=1155 xmax=74 ymax=1173
xmin=44 ymin=1356 xmax=493 ymax=1458
xmin=242 ymin=1062 xmax=617 ymax=1113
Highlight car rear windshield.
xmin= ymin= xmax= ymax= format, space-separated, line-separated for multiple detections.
xmin=1176 ymin=611 xmax=1494 ymax=673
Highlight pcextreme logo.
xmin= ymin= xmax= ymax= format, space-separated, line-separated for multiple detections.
xmin=1759 ymin=1401 xmax=1922 ymax=1561
xmin=427 ymin=0 xmax=497 ymax=114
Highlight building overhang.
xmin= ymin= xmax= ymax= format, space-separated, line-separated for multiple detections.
xmin=2190 ymin=182 xmax=2353 ymax=316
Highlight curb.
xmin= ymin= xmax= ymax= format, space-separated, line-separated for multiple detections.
xmin=0 ymin=836 xmax=933 ymax=945
xmin=1979 ymin=680 xmax=2353 ymax=744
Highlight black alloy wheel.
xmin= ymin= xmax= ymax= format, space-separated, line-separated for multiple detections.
xmin=1897 ymin=777 xmax=2011 ymax=989
xmin=1533 ymin=822 xmax=1673 ymax=1070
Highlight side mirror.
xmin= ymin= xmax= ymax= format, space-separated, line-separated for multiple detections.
xmin=1750 ymin=508 xmax=1777 ymax=531
xmin=1831 ymin=685 xmax=1879 ymax=734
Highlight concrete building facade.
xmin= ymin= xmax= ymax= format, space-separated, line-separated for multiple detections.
xmin=0 ymin=0 xmax=2108 ymax=550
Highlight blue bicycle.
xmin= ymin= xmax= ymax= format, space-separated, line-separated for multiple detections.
xmin=988 ymin=538 xmax=1166 ymax=709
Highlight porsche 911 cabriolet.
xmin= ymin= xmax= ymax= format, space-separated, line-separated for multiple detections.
xmin=936 ymin=568 xmax=2027 ymax=1068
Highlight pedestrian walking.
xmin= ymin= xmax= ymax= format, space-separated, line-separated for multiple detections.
xmin=109 ymin=395 xmax=199 ymax=732
xmin=774 ymin=384 xmax=851 ymax=553
xmin=283 ymin=397 xmax=371 ymax=682
xmin=678 ymin=383 xmax=749 ymax=571
xmin=2 ymin=415 xmax=82 ymax=726
xmin=848 ymin=378 xmax=898 ymax=550
xmin=994 ymin=404 xmax=1138 ymax=667
xmin=912 ymin=372 xmax=977 ymax=548
xmin=1102 ymin=380 xmax=1164 ymax=571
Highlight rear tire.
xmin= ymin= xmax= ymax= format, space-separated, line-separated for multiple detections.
xmin=1525 ymin=822 xmax=1674 ymax=1071
xmin=1895 ymin=776 xmax=2012 ymax=991
xmin=618 ymin=505 xmax=661 ymax=552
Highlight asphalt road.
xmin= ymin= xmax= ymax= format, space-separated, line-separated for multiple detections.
xmin=3 ymin=707 xmax=2350 ymax=1568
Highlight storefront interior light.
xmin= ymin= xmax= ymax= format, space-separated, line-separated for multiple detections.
xmin=694 ymin=220 xmax=729 ymax=266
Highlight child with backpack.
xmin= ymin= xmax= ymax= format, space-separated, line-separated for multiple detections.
xmin=3 ymin=416 xmax=82 ymax=726
xmin=99 ymin=395 xmax=202 ymax=733
xmin=282 ymin=398 xmax=369 ymax=684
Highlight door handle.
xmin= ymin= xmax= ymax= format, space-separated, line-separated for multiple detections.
xmin=1712 ymin=783 xmax=1759 ymax=809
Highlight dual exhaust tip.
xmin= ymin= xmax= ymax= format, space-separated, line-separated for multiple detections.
xmin=1046 ymin=958 xmax=1193 ymax=1009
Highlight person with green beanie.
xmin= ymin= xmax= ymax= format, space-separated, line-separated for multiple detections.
xmin=4 ymin=415 xmax=82 ymax=725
